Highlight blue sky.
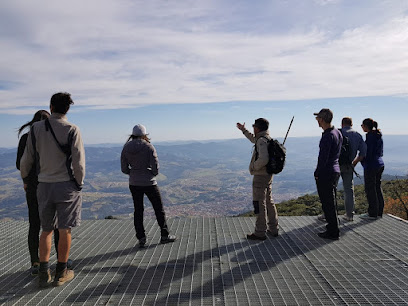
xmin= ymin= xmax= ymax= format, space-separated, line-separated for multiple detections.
xmin=1 ymin=0 xmax=408 ymax=147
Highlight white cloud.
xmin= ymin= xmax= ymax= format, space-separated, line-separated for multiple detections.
xmin=1 ymin=0 xmax=407 ymax=113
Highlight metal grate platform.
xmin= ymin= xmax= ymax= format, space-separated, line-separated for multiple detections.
xmin=0 ymin=215 xmax=407 ymax=305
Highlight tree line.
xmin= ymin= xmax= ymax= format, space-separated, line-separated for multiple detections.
xmin=240 ymin=178 xmax=408 ymax=220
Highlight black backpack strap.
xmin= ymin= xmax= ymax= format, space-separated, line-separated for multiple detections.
xmin=30 ymin=127 xmax=40 ymax=176
xmin=254 ymin=136 xmax=270 ymax=160
xmin=45 ymin=118 xmax=64 ymax=151
xmin=45 ymin=119 xmax=80 ymax=189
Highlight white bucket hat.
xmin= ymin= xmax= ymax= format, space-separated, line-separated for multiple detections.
xmin=132 ymin=124 xmax=148 ymax=136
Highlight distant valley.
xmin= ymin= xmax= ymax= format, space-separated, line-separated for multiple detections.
xmin=1 ymin=135 xmax=407 ymax=220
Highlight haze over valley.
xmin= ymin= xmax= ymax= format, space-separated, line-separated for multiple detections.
xmin=1 ymin=136 xmax=407 ymax=220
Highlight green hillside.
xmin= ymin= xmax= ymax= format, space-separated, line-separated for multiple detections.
xmin=240 ymin=179 xmax=408 ymax=220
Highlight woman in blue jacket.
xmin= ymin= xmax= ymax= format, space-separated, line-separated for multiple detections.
xmin=359 ymin=118 xmax=385 ymax=220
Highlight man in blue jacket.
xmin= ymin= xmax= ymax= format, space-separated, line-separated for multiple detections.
xmin=314 ymin=109 xmax=342 ymax=240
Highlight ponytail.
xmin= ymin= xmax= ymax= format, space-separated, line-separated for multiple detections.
xmin=373 ymin=121 xmax=378 ymax=130
xmin=17 ymin=110 xmax=50 ymax=137
xmin=124 ymin=135 xmax=133 ymax=147
xmin=362 ymin=118 xmax=381 ymax=135
xmin=17 ymin=122 xmax=32 ymax=137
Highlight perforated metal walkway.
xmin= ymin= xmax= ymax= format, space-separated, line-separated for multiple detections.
xmin=1 ymin=216 xmax=407 ymax=305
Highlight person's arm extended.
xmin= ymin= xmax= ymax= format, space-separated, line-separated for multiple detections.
xmin=237 ymin=122 xmax=256 ymax=143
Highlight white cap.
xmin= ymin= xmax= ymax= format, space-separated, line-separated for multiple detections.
xmin=132 ymin=124 xmax=147 ymax=136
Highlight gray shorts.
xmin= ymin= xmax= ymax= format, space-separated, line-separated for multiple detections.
xmin=37 ymin=181 xmax=82 ymax=231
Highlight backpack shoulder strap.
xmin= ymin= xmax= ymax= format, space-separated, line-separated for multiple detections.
xmin=30 ymin=127 xmax=36 ymax=152
xmin=45 ymin=118 xmax=80 ymax=188
xmin=45 ymin=118 xmax=63 ymax=150
xmin=30 ymin=126 xmax=40 ymax=175
xmin=254 ymin=136 xmax=271 ymax=159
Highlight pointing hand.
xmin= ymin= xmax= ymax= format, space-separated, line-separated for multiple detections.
xmin=236 ymin=122 xmax=245 ymax=131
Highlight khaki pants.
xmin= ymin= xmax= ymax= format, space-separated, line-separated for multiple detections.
xmin=253 ymin=175 xmax=278 ymax=237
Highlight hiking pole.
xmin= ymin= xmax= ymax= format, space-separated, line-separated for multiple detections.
xmin=352 ymin=167 xmax=362 ymax=180
xmin=282 ymin=116 xmax=294 ymax=145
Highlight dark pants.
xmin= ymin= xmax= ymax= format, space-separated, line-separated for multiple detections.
xmin=316 ymin=173 xmax=340 ymax=237
xmin=129 ymin=185 xmax=169 ymax=240
xmin=364 ymin=166 xmax=385 ymax=217
xmin=26 ymin=183 xmax=59 ymax=264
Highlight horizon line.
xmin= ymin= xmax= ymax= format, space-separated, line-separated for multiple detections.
xmin=2 ymin=134 xmax=408 ymax=150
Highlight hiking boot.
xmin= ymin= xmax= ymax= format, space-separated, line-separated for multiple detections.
xmin=53 ymin=269 xmax=74 ymax=287
xmin=317 ymin=214 xmax=326 ymax=222
xmin=139 ymin=237 xmax=147 ymax=248
xmin=38 ymin=269 xmax=51 ymax=288
xmin=247 ymin=233 xmax=267 ymax=241
xmin=359 ymin=213 xmax=377 ymax=220
xmin=317 ymin=231 xmax=339 ymax=241
xmin=160 ymin=235 xmax=176 ymax=244
xmin=267 ymin=229 xmax=279 ymax=237
xmin=30 ymin=263 xmax=40 ymax=276
xmin=342 ymin=214 xmax=353 ymax=222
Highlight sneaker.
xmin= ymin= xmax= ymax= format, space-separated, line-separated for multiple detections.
xmin=342 ymin=214 xmax=353 ymax=222
xmin=67 ymin=259 xmax=73 ymax=270
xmin=139 ymin=237 xmax=146 ymax=248
xmin=317 ymin=214 xmax=326 ymax=222
xmin=267 ymin=229 xmax=279 ymax=237
xmin=317 ymin=231 xmax=339 ymax=241
xmin=38 ymin=269 xmax=51 ymax=288
xmin=30 ymin=263 xmax=40 ymax=276
xmin=160 ymin=235 xmax=176 ymax=244
xmin=53 ymin=269 xmax=74 ymax=287
xmin=359 ymin=213 xmax=377 ymax=220
xmin=247 ymin=233 xmax=267 ymax=241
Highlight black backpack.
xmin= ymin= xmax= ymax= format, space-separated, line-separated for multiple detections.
xmin=338 ymin=129 xmax=352 ymax=166
xmin=257 ymin=137 xmax=286 ymax=174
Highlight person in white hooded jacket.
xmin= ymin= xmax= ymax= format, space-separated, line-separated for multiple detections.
xmin=121 ymin=124 xmax=176 ymax=248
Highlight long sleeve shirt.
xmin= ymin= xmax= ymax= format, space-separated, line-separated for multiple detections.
xmin=361 ymin=131 xmax=384 ymax=170
xmin=340 ymin=126 xmax=367 ymax=159
xmin=242 ymin=129 xmax=270 ymax=176
xmin=16 ymin=133 xmax=37 ymax=185
xmin=121 ymin=138 xmax=159 ymax=186
xmin=20 ymin=113 xmax=85 ymax=186
xmin=314 ymin=126 xmax=342 ymax=178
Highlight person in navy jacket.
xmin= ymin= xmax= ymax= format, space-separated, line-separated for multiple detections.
xmin=359 ymin=118 xmax=385 ymax=220
xmin=314 ymin=108 xmax=342 ymax=240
